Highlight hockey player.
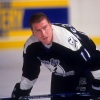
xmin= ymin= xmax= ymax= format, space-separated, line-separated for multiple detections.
xmin=11 ymin=12 xmax=100 ymax=100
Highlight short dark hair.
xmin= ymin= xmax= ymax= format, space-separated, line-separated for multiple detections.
xmin=29 ymin=12 xmax=50 ymax=30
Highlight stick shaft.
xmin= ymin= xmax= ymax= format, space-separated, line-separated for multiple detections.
xmin=23 ymin=92 xmax=91 ymax=99
xmin=0 ymin=92 xmax=91 ymax=100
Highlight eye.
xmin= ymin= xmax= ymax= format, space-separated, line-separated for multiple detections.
xmin=34 ymin=29 xmax=41 ymax=34
xmin=43 ymin=25 xmax=47 ymax=30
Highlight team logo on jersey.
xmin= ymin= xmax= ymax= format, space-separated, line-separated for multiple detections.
xmin=37 ymin=57 xmax=75 ymax=77
xmin=68 ymin=36 xmax=78 ymax=49
xmin=40 ymin=58 xmax=65 ymax=74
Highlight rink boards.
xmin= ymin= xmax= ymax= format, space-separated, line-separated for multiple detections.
xmin=0 ymin=0 xmax=100 ymax=49
xmin=0 ymin=0 xmax=70 ymax=49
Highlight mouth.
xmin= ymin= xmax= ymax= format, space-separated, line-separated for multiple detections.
xmin=43 ymin=37 xmax=48 ymax=40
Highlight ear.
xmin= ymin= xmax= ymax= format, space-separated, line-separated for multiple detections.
xmin=31 ymin=30 xmax=35 ymax=36
xmin=33 ymin=33 xmax=35 ymax=36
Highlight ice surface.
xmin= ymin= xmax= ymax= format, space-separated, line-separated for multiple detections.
xmin=0 ymin=45 xmax=100 ymax=100
xmin=0 ymin=49 xmax=51 ymax=100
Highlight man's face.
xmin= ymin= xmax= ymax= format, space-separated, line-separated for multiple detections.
xmin=32 ymin=19 xmax=53 ymax=45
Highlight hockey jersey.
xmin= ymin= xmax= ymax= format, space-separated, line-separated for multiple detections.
xmin=20 ymin=24 xmax=99 ymax=90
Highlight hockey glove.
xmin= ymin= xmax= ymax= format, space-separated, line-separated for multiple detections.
xmin=11 ymin=83 xmax=32 ymax=100
xmin=91 ymin=79 xmax=100 ymax=100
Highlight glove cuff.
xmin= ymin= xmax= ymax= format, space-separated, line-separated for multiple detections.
xmin=92 ymin=79 xmax=100 ymax=98
xmin=92 ymin=79 xmax=100 ymax=90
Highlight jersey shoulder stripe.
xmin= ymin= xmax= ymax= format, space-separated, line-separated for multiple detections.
xmin=24 ymin=35 xmax=39 ymax=54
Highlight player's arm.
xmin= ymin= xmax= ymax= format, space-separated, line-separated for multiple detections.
xmin=91 ymin=70 xmax=100 ymax=99
xmin=72 ymin=26 xmax=100 ymax=99
xmin=11 ymin=77 xmax=37 ymax=100
xmin=72 ymin=27 xmax=100 ymax=99
xmin=90 ymin=50 xmax=100 ymax=99
xmin=11 ymin=44 xmax=41 ymax=100
xmin=53 ymin=23 xmax=96 ymax=52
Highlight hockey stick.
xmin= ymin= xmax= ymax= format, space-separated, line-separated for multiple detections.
xmin=0 ymin=92 xmax=91 ymax=100
xmin=21 ymin=92 xmax=91 ymax=100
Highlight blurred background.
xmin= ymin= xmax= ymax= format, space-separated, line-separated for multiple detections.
xmin=0 ymin=0 xmax=100 ymax=99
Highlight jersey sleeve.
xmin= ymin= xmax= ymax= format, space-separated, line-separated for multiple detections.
xmin=55 ymin=23 xmax=100 ymax=71
xmin=53 ymin=23 xmax=96 ymax=51
xmin=71 ymin=26 xmax=100 ymax=71
xmin=22 ymin=43 xmax=41 ymax=81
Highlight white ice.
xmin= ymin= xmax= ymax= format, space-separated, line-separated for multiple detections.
xmin=0 ymin=49 xmax=51 ymax=100
xmin=0 ymin=46 xmax=100 ymax=100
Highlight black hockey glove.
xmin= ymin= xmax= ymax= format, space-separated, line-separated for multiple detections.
xmin=11 ymin=83 xmax=32 ymax=100
xmin=91 ymin=79 xmax=100 ymax=100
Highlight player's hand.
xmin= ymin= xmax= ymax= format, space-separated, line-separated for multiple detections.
xmin=11 ymin=83 xmax=32 ymax=100
xmin=11 ymin=83 xmax=23 ymax=100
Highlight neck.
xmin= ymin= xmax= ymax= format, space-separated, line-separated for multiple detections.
xmin=44 ymin=43 xmax=52 ymax=48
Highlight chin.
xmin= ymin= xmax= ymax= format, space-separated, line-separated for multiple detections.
xmin=43 ymin=41 xmax=51 ymax=45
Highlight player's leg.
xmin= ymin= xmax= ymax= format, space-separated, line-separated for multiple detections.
xmin=50 ymin=73 xmax=80 ymax=100
xmin=76 ymin=71 xmax=93 ymax=100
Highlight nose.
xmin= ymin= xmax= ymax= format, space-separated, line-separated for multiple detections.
xmin=41 ymin=29 xmax=46 ymax=37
